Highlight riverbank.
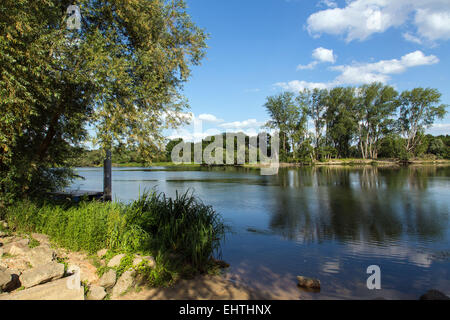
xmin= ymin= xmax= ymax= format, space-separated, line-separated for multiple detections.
xmin=77 ymin=158 xmax=450 ymax=169
xmin=1 ymin=230 xmax=254 ymax=300
xmin=0 ymin=191 xmax=226 ymax=298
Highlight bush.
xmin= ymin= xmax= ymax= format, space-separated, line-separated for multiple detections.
xmin=3 ymin=190 xmax=225 ymax=282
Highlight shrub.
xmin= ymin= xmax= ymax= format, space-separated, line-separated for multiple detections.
xmin=3 ymin=190 xmax=225 ymax=282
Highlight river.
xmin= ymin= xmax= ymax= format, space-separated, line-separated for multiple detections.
xmin=70 ymin=165 xmax=450 ymax=299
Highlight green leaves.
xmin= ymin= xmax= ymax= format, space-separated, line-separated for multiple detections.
xmin=1 ymin=0 xmax=207 ymax=202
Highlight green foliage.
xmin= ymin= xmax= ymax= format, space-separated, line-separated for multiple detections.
xmin=3 ymin=191 xmax=225 ymax=283
xmin=263 ymin=84 xmax=447 ymax=162
xmin=0 ymin=0 xmax=207 ymax=204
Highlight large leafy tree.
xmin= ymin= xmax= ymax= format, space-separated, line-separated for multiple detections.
xmin=264 ymin=92 xmax=299 ymax=158
xmin=398 ymin=88 xmax=447 ymax=155
xmin=298 ymin=88 xmax=327 ymax=160
xmin=355 ymin=83 xmax=399 ymax=159
xmin=324 ymin=87 xmax=357 ymax=158
xmin=0 ymin=0 xmax=207 ymax=203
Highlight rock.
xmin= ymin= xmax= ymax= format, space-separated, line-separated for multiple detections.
xmin=99 ymin=269 xmax=117 ymax=289
xmin=0 ymin=221 xmax=7 ymax=229
xmin=0 ymin=267 xmax=20 ymax=292
xmin=97 ymin=249 xmax=108 ymax=258
xmin=420 ymin=290 xmax=450 ymax=300
xmin=0 ymin=268 xmax=13 ymax=292
xmin=19 ymin=262 xmax=65 ymax=288
xmin=107 ymin=254 xmax=125 ymax=267
xmin=132 ymin=255 xmax=156 ymax=268
xmin=87 ymin=285 xmax=107 ymax=300
xmin=112 ymin=270 xmax=135 ymax=297
xmin=31 ymin=233 xmax=49 ymax=244
xmin=3 ymin=239 xmax=29 ymax=255
xmin=0 ymin=232 xmax=6 ymax=238
xmin=0 ymin=275 xmax=84 ymax=300
xmin=297 ymin=276 xmax=321 ymax=290
xmin=26 ymin=245 xmax=56 ymax=267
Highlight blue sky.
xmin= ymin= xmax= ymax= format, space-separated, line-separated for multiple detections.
xmin=168 ymin=0 xmax=450 ymax=141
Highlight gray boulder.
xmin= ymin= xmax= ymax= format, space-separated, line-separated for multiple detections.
xmin=107 ymin=254 xmax=125 ymax=267
xmin=87 ymin=285 xmax=107 ymax=300
xmin=27 ymin=245 xmax=56 ymax=267
xmin=112 ymin=270 xmax=135 ymax=297
xmin=99 ymin=269 xmax=117 ymax=289
xmin=3 ymin=239 xmax=30 ymax=255
xmin=19 ymin=262 xmax=65 ymax=288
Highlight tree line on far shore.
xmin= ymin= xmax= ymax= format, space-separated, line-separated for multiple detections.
xmin=263 ymin=83 xmax=447 ymax=162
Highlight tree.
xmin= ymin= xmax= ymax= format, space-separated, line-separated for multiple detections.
xmin=355 ymin=83 xmax=399 ymax=159
xmin=398 ymin=88 xmax=447 ymax=155
xmin=324 ymin=87 xmax=357 ymax=158
xmin=264 ymin=92 xmax=299 ymax=159
xmin=298 ymin=88 xmax=327 ymax=160
xmin=0 ymin=0 xmax=207 ymax=203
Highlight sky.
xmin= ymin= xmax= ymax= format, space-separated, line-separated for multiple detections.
xmin=167 ymin=0 xmax=450 ymax=142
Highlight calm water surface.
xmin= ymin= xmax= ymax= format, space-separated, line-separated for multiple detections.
xmin=70 ymin=166 xmax=450 ymax=299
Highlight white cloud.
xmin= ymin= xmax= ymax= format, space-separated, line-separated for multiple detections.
xmin=414 ymin=9 xmax=450 ymax=41
xmin=297 ymin=47 xmax=336 ymax=70
xmin=332 ymin=50 xmax=439 ymax=85
xmin=219 ymin=119 xmax=265 ymax=130
xmin=426 ymin=123 xmax=450 ymax=135
xmin=198 ymin=113 xmax=224 ymax=123
xmin=306 ymin=0 xmax=450 ymax=43
xmin=312 ymin=47 xmax=336 ymax=63
xmin=276 ymin=50 xmax=439 ymax=91
xmin=274 ymin=80 xmax=330 ymax=92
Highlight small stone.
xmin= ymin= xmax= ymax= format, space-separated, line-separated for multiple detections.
xmin=112 ymin=270 xmax=135 ymax=297
xmin=420 ymin=290 xmax=450 ymax=300
xmin=0 ymin=221 xmax=7 ymax=229
xmin=97 ymin=249 xmax=108 ymax=258
xmin=297 ymin=276 xmax=321 ymax=289
xmin=87 ymin=285 xmax=107 ymax=300
xmin=107 ymin=254 xmax=125 ymax=267
xmin=99 ymin=269 xmax=117 ymax=289
xmin=19 ymin=262 xmax=65 ymax=288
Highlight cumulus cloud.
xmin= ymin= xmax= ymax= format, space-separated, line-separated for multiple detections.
xmin=306 ymin=0 xmax=450 ymax=43
xmin=274 ymin=80 xmax=330 ymax=92
xmin=297 ymin=47 xmax=336 ymax=70
xmin=426 ymin=123 xmax=450 ymax=135
xmin=198 ymin=113 xmax=224 ymax=123
xmin=276 ymin=50 xmax=439 ymax=91
xmin=332 ymin=50 xmax=439 ymax=85
xmin=219 ymin=119 xmax=265 ymax=130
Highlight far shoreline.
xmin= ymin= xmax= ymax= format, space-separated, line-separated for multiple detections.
xmin=74 ymin=159 xmax=450 ymax=169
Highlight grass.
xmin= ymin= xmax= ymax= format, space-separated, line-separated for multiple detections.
xmin=2 ymin=190 xmax=226 ymax=286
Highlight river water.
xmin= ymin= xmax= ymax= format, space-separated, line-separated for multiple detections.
xmin=70 ymin=165 xmax=450 ymax=299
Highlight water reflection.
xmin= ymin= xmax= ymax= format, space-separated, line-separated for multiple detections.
xmin=267 ymin=167 xmax=449 ymax=244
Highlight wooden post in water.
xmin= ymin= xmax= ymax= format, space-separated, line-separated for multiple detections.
xmin=103 ymin=149 xmax=112 ymax=201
